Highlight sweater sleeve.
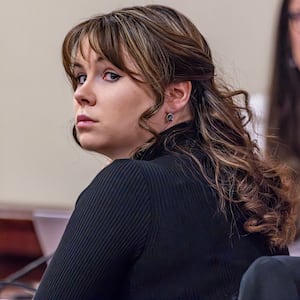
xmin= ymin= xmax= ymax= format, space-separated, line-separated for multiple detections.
xmin=34 ymin=159 xmax=151 ymax=300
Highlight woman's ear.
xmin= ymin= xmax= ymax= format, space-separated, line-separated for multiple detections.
xmin=164 ymin=81 xmax=192 ymax=113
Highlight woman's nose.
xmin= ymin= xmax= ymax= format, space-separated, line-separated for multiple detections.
xmin=74 ymin=82 xmax=96 ymax=106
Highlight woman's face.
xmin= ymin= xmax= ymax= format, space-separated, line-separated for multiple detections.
xmin=289 ymin=0 xmax=300 ymax=68
xmin=72 ymin=39 xmax=167 ymax=159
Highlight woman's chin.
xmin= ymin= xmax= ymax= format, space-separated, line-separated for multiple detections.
xmin=78 ymin=139 xmax=101 ymax=153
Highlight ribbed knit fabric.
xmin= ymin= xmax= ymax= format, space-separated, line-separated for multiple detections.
xmin=34 ymin=123 xmax=288 ymax=300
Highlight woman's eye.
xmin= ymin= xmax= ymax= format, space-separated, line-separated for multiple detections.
xmin=76 ymin=74 xmax=87 ymax=85
xmin=103 ymin=72 xmax=121 ymax=81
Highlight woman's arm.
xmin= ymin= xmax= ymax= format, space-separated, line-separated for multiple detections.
xmin=34 ymin=160 xmax=150 ymax=300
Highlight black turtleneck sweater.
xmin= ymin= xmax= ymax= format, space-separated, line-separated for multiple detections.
xmin=34 ymin=123 xmax=287 ymax=300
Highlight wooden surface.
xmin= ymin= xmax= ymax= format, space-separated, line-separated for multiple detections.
xmin=0 ymin=219 xmax=42 ymax=257
xmin=0 ymin=210 xmax=47 ymax=298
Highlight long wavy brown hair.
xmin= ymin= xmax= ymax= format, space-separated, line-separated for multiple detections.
xmin=62 ymin=5 xmax=297 ymax=248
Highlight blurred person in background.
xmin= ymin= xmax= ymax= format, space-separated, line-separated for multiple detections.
xmin=267 ymin=0 xmax=300 ymax=181
xmin=248 ymin=0 xmax=300 ymax=253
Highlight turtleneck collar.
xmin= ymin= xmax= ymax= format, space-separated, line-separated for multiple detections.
xmin=133 ymin=121 xmax=201 ymax=161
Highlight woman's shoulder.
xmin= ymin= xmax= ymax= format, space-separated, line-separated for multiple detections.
xmin=83 ymin=153 xmax=212 ymax=202
xmin=87 ymin=158 xmax=149 ymax=193
xmin=94 ymin=156 xmax=182 ymax=179
xmin=75 ymin=159 xmax=152 ymax=219
xmin=80 ymin=158 xmax=174 ymax=201
xmin=93 ymin=158 xmax=166 ymax=180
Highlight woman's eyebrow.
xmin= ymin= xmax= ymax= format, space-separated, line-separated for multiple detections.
xmin=72 ymin=62 xmax=84 ymax=69
xmin=72 ymin=57 xmax=106 ymax=68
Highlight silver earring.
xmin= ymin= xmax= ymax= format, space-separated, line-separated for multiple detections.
xmin=166 ymin=112 xmax=174 ymax=122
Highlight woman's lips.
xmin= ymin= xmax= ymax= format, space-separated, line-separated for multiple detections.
xmin=76 ymin=115 xmax=97 ymax=129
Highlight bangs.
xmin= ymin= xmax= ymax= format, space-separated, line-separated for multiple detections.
xmin=62 ymin=9 xmax=166 ymax=104
xmin=62 ymin=15 xmax=139 ymax=90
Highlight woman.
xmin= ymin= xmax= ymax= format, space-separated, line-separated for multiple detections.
xmin=34 ymin=5 xmax=296 ymax=299
xmin=267 ymin=0 xmax=300 ymax=175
